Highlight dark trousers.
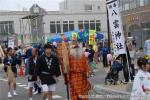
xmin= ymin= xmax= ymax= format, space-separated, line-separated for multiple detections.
xmin=123 ymin=61 xmax=135 ymax=82
xmin=123 ymin=62 xmax=129 ymax=82
xmin=102 ymin=55 xmax=108 ymax=67
xmin=130 ymin=64 xmax=135 ymax=80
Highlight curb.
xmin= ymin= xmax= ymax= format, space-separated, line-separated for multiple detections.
xmin=94 ymin=85 xmax=131 ymax=95
xmin=93 ymin=85 xmax=131 ymax=100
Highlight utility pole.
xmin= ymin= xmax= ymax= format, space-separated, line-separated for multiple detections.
xmin=106 ymin=2 xmax=111 ymax=53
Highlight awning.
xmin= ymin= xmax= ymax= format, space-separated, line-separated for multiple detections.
xmin=22 ymin=15 xmax=39 ymax=19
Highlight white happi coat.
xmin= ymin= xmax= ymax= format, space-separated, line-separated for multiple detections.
xmin=130 ymin=70 xmax=148 ymax=100
xmin=142 ymin=72 xmax=150 ymax=100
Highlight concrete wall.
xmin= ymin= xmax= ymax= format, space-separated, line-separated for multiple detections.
xmin=59 ymin=0 xmax=106 ymax=13
xmin=0 ymin=11 xmax=107 ymax=36
xmin=44 ymin=12 xmax=107 ymax=33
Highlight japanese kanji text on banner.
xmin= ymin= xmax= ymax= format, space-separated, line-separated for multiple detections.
xmin=106 ymin=0 xmax=126 ymax=55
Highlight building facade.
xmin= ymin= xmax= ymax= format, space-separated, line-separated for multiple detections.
xmin=119 ymin=0 xmax=150 ymax=49
xmin=0 ymin=0 xmax=107 ymax=46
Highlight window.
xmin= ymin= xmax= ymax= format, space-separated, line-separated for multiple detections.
xmin=50 ymin=21 xmax=56 ymax=33
xmin=63 ymin=21 xmax=68 ymax=24
xmin=96 ymin=20 xmax=100 ymax=23
xmin=84 ymin=4 xmax=92 ymax=11
xmin=141 ymin=22 xmax=150 ymax=28
xmin=50 ymin=21 xmax=62 ymax=33
xmin=63 ymin=21 xmax=68 ymax=32
xmin=69 ymin=21 xmax=74 ymax=24
xmin=0 ymin=21 xmax=14 ymax=35
xmin=69 ymin=21 xmax=74 ymax=31
xmin=9 ymin=24 xmax=14 ymax=33
xmin=96 ymin=20 xmax=101 ymax=31
xmin=78 ymin=21 xmax=84 ymax=29
xmin=90 ymin=20 xmax=95 ymax=30
xmin=124 ymin=3 xmax=129 ymax=10
xmin=84 ymin=20 xmax=89 ymax=30
xmin=78 ymin=20 xmax=101 ymax=31
xmin=140 ymin=0 xmax=145 ymax=6
xmin=130 ymin=0 xmax=137 ymax=9
xmin=56 ymin=21 xmax=60 ymax=23
xmin=56 ymin=24 xmax=61 ymax=33
xmin=56 ymin=21 xmax=61 ymax=33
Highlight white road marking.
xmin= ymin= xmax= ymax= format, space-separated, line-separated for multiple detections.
xmin=58 ymin=78 xmax=63 ymax=81
xmin=16 ymin=83 xmax=22 ymax=85
xmin=24 ymin=86 xmax=29 ymax=89
xmin=53 ymin=95 xmax=63 ymax=98
xmin=0 ymin=78 xmax=7 ymax=81
xmin=2 ymin=79 xmax=8 ymax=82
xmin=18 ymin=84 xmax=27 ymax=87
xmin=0 ymin=78 xmax=66 ymax=99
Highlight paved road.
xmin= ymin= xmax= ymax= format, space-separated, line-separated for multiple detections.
xmin=0 ymin=64 xmax=107 ymax=100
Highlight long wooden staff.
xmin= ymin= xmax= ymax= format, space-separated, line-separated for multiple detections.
xmin=62 ymin=41 xmax=70 ymax=100
xmin=0 ymin=45 xmax=4 ymax=57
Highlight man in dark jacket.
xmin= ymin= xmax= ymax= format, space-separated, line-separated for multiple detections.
xmin=28 ymin=48 xmax=39 ymax=100
xmin=101 ymin=44 xmax=109 ymax=67
xmin=117 ymin=45 xmax=134 ymax=83
xmin=88 ymin=45 xmax=95 ymax=63
xmin=35 ymin=44 xmax=61 ymax=100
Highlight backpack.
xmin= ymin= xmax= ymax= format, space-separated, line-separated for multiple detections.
xmin=112 ymin=60 xmax=123 ymax=71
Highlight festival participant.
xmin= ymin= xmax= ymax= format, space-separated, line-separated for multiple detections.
xmin=27 ymin=48 xmax=39 ymax=100
xmin=130 ymin=57 xmax=150 ymax=100
xmin=3 ymin=47 xmax=18 ymax=98
xmin=69 ymin=41 xmax=91 ymax=100
xmin=142 ymin=60 xmax=150 ymax=100
xmin=35 ymin=44 xmax=61 ymax=100
xmin=101 ymin=43 xmax=109 ymax=67
xmin=88 ymin=45 xmax=95 ymax=63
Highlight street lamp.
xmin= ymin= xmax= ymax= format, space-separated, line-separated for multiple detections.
xmin=106 ymin=3 xmax=111 ymax=53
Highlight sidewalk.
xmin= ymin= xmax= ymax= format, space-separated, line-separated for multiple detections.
xmin=94 ymin=83 xmax=131 ymax=95
xmin=93 ymin=84 xmax=131 ymax=100
xmin=93 ymin=62 xmax=132 ymax=100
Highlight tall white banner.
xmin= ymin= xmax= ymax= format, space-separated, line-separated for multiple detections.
xmin=106 ymin=0 xmax=126 ymax=55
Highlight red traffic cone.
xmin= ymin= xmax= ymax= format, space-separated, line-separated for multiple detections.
xmin=19 ymin=66 xmax=24 ymax=77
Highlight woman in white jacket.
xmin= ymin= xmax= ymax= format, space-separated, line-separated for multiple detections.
xmin=142 ymin=60 xmax=150 ymax=100
xmin=130 ymin=58 xmax=150 ymax=100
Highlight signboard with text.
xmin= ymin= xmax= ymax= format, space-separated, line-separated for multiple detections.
xmin=8 ymin=38 xmax=14 ymax=49
xmin=106 ymin=0 xmax=126 ymax=55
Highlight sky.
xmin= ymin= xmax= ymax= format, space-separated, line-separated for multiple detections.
xmin=0 ymin=0 xmax=64 ymax=11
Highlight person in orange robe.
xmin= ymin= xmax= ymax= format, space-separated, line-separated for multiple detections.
xmin=68 ymin=41 xmax=91 ymax=100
